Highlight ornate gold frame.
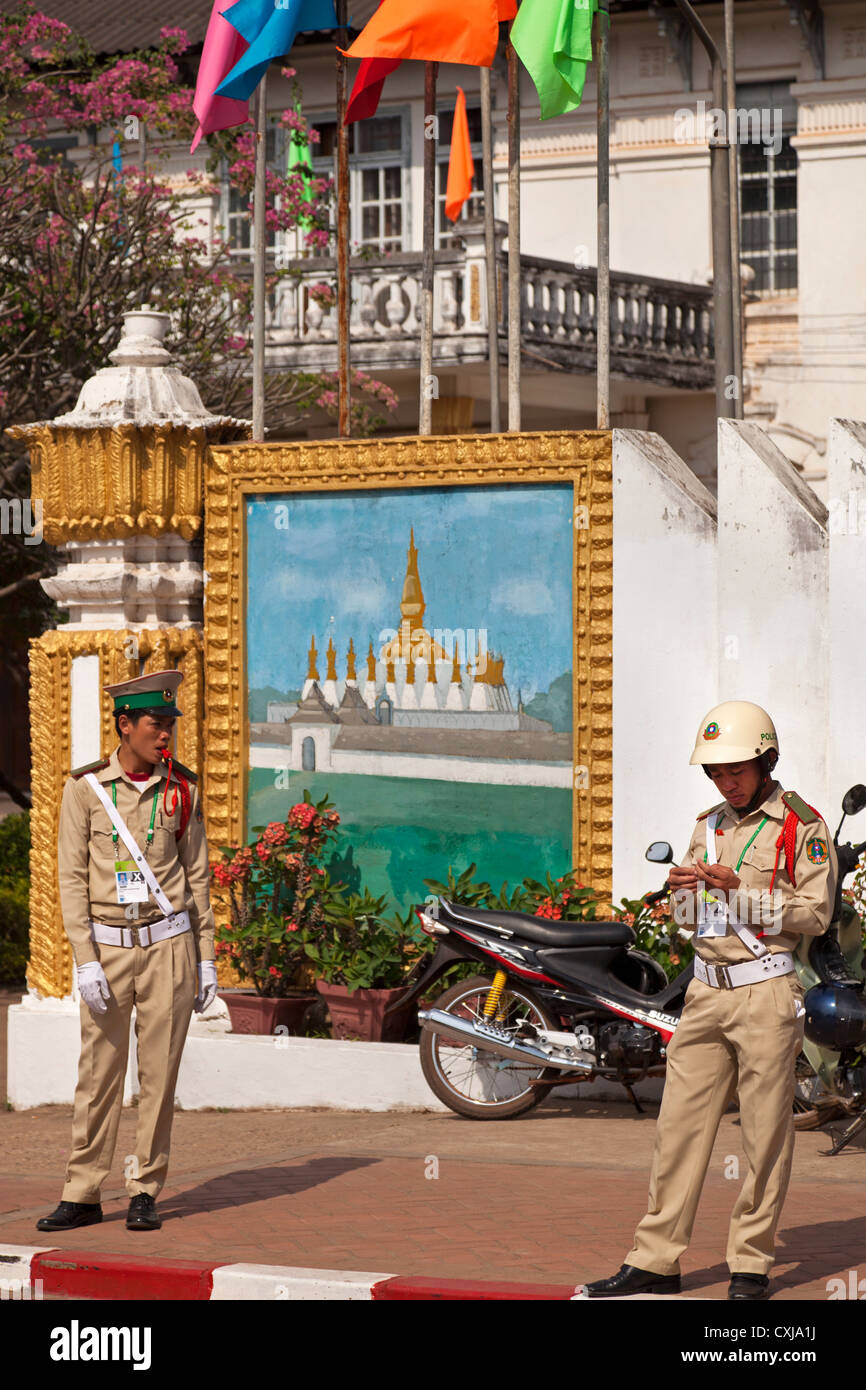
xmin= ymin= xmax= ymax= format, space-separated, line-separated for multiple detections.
xmin=204 ymin=431 xmax=613 ymax=901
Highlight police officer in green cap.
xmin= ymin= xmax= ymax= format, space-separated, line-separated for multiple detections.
xmin=38 ymin=669 xmax=217 ymax=1233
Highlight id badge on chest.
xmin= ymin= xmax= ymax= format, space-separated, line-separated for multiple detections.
xmin=698 ymin=809 xmax=730 ymax=937
xmin=697 ymin=889 xmax=728 ymax=937
xmin=114 ymin=859 xmax=148 ymax=904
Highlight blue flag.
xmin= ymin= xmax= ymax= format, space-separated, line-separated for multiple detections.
xmin=216 ymin=0 xmax=338 ymax=101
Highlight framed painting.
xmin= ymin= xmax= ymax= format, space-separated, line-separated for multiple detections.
xmin=205 ymin=432 xmax=613 ymax=907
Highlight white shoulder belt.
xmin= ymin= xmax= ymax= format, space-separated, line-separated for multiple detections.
xmin=705 ymin=811 xmax=771 ymax=959
xmin=85 ymin=772 xmax=174 ymax=917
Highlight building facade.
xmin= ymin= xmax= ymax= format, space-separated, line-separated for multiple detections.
xmin=7 ymin=0 xmax=866 ymax=493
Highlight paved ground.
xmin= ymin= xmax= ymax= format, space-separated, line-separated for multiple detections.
xmin=3 ymin=989 xmax=865 ymax=1300
xmin=2 ymin=1002 xmax=864 ymax=1299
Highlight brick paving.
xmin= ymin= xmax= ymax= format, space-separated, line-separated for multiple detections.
xmin=1 ymin=1087 xmax=864 ymax=1300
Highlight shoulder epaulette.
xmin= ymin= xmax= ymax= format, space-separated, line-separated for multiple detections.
xmin=70 ymin=757 xmax=110 ymax=780
xmin=781 ymin=790 xmax=821 ymax=824
xmin=696 ymin=801 xmax=726 ymax=822
xmin=168 ymin=758 xmax=198 ymax=784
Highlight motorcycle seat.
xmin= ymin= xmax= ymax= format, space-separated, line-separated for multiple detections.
xmin=439 ymin=900 xmax=635 ymax=948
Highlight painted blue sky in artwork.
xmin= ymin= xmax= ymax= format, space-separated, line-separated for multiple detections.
xmin=245 ymin=483 xmax=573 ymax=703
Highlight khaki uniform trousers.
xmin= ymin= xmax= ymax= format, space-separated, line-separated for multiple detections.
xmin=625 ymin=970 xmax=806 ymax=1278
xmin=62 ymin=929 xmax=196 ymax=1204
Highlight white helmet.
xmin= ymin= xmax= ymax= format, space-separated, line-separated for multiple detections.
xmin=689 ymin=700 xmax=779 ymax=766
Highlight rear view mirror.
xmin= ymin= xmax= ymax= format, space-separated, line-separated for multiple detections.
xmin=646 ymin=841 xmax=674 ymax=864
xmin=842 ymin=785 xmax=866 ymax=818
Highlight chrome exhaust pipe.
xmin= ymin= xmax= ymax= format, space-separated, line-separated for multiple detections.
xmin=417 ymin=1008 xmax=594 ymax=1072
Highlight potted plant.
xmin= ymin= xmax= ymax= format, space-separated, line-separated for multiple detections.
xmin=304 ymin=891 xmax=430 ymax=1042
xmin=212 ymin=792 xmax=342 ymax=1035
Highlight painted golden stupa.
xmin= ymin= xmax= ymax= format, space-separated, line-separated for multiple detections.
xmin=297 ymin=527 xmax=510 ymax=715
xmin=250 ymin=528 xmax=570 ymax=787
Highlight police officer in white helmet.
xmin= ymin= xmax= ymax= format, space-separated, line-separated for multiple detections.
xmin=581 ymin=701 xmax=837 ymax=1300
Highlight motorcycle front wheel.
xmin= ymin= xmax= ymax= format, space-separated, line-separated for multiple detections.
xmin=419 ymin=973 xmax=562 ymax=1120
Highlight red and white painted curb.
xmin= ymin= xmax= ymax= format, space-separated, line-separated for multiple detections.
xmin=0 ymin=1244 xmax=691 ymax=1301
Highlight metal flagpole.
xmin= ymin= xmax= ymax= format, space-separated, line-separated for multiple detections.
xmin=419 ymin=61 xmax=438 ymax=435
xmin=139 ymin=121 xmax=148 ymax=308
xmin=252 ymin=71 xmax=268 ymax=443
xmin=480 ymin=65 xmax=501 ymax=432
xmin=596 ymin=5 xmax=610 ymax=430
xmin=672 ymin=0 xmax=734 ymax=421
xmin=724 ymin=0 xmax=744 ymax=420
xmin=336 ymin=0 xmax=351 ymax=436
xmin=507 ymin=15 xmax=521 ymax=432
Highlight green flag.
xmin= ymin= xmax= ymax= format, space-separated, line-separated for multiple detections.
xmin=511 ymin=0 xmax=601 ymax=121
xmin=287 ymin=111 xmax=313 ymax=228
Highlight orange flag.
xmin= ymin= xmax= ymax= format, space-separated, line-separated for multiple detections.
xmin=445 ymin=88 xmax=474 ymax=221
xmin=344 ymin=0 xmax=516 ymax=68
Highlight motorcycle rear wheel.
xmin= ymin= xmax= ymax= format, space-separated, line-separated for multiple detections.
xmin=792 ymin=1050 xmax=843 ymax=1130
xmin=419 ymin=974 xmax=562 ymax=1120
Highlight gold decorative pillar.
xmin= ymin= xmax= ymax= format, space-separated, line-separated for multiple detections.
xmin=8 ymin=308 xmax=249 ymax=998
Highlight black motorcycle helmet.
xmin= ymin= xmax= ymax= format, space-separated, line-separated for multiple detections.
xmin=804 ymin=982 xmax=866 ymax=1050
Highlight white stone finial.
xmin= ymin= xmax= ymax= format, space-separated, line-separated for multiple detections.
xmin=51 ymin=307 xmax=247 ymax=428
xmin=107 ymin=306 xmax=173 ymax=367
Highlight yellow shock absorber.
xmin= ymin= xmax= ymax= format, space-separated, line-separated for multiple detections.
xmin=483 ymin=969 xmax=508 ymax=1019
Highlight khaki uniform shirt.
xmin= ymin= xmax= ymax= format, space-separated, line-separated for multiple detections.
xmin=672 ymin=780 xmax=837 ymax=967
xmin=57 ymin=746 xmax=216 ymax=968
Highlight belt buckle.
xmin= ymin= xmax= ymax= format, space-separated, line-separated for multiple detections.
xmin=128 ymin=924 xmax=140 ymax=946
xmin=716 ymin=964 xmax=733 ymax=990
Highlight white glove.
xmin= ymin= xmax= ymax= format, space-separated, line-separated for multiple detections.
xmin=77 ymin=961 xmax=111 ymax=1015
xmin=195 ymin=960 xmax=218 ymax=1014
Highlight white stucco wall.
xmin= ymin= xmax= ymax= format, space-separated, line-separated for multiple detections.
xmin=827 ymin=417 xmax=866 ymax=843
xmin=716 ymin=419 xmax=831 ymax=812
xmin=612 ymin=429 xmax=717 ymax=900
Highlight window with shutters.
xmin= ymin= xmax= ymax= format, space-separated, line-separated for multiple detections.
xmin=310 ymin=111 xmax=409 ymax=252
xmin=736 ymin=81 xmax=798 ymax=295
xmin=220 ymin=122 xmax=285 ymax=259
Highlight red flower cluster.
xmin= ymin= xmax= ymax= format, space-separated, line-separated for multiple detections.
xmin=536 ymin=898 xmax=563 ymax=919
xmin=261 ymin=821 xmax=289 ymax=846
xmin=212 ymin=845 xmax=253 ymax=887
xmin=288 ymin=802 xmax=318 ymax=831
xmin=536 ymin=883 xmax=579 ymax=920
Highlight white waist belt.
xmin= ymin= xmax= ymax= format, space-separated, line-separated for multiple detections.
xmin=694 ymin=951 xmax=794 ymax=990
xmin=90 ymin=909 xmax=191 ymax=949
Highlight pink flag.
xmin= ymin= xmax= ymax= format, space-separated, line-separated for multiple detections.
xmin=191 ymin=1 xmax=251 ymax=152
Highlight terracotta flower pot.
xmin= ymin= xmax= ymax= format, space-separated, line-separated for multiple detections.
xmin=315 ymin=980 xmax=414 ymax=1042
xmin=218 ymin=990 xmax=317 ymax=1036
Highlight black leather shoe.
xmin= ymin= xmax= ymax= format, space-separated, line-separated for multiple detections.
xmin=728 ymin=1273 xmax=770 ymax=1300
xmin=36 ymin=1200 xmax=103 ymax=1232
xmin=126 ymin=1193 xmax=161 ymax=1231
xmin=581 ymin=1263 xmax=681 ymax=1298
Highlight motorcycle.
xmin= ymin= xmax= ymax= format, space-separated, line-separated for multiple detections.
xmin=791 ymin=785 xmax=866 ymax=1152
xmin=397 ymin=869 xmax=693 ymax=1121
xmin=397 ymin=785 xmax=866 ymax=1128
